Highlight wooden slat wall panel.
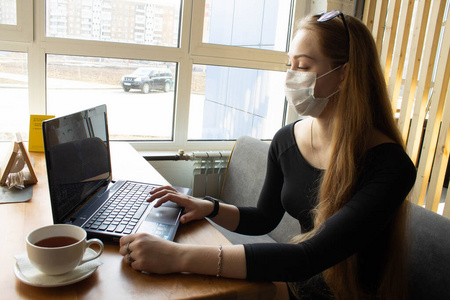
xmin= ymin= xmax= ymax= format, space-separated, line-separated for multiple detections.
xmin=407 ymin=0 xmax=447 ymax=165
xmin=409 ymin=0 xmax=448 ymax=208
xmin=412 ymin=24 xmax=449 ymax=208
xmin=363 ymin=0 xmax=450 ymax=216
xmin=372 ymin=0 xmax=389 ymax=53
xmin=397 ymin=0 xmax=431 ymax=143
xmin=379 ymin=0 xmax=401 ymax=81
xmin=427 ymin=78 xmax=450 ymax=212
xmin=363 ymin=0 xmax=377 ymax=32
xmin=386 ymin=0 xmax=414 ymax=113
xmin=420 ymin=25 xmax=450 ymax=211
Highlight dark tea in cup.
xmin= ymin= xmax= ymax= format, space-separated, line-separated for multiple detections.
xmin=35 ymin=236 xmax=80 ymax=248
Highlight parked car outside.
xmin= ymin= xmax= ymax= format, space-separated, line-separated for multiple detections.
xmin=121 ymin=67 xmax=173 ymax=93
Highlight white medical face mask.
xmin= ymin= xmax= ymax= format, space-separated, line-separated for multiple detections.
xmin=284 ymin=65 xmax=342 ymax=117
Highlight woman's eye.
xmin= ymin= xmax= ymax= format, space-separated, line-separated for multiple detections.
xmin=286 ymin=59 xmax=309 ymax=70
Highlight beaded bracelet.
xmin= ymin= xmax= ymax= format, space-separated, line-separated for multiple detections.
xmin=217 ymin=244 xmax=223 ymax=277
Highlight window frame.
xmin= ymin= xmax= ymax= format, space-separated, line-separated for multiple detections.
xmin=189 ymin=0 xmax=292 ymax=64
xmin=0 ymin=0 xmax=33 ymax=42
xmin=0 ymin=0 xmax=307 ymax=152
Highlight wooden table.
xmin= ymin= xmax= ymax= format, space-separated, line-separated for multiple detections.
xmin=0 ymin=142 xmax=275 ymax=299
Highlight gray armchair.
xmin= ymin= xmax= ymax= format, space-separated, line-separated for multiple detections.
xmin=211 ymin=135 xmax=450 ymax=299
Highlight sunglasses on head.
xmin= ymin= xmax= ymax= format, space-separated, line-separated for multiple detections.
xmin=318 ymin=10 xmax=350 ymax=42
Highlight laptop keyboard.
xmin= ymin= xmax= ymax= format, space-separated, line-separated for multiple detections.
xmin=83 ymin=182 xmax=156 ymax=235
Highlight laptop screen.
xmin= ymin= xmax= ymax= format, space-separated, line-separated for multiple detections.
xmin=42 ymin=105 xmax=112 ymax=223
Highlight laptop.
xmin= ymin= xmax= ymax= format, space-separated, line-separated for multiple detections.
xmin=42 ymin=104 xmax=188 ymax=243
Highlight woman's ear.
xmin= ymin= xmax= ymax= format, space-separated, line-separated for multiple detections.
xmin=339 ymin=62 xmax=349 ymax=87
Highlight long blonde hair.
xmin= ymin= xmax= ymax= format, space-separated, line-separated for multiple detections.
xmin=291 ymin=14 xmax=409 ymax=300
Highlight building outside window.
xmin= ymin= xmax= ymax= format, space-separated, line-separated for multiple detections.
xmin=0 ymin=0 xmax=329 ymax=150
xmin=0 ymin=0 xmax=16 ymax=25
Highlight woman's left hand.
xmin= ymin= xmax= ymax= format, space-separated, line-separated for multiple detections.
xmin=148 ymin=185 xmax=215 ymax=224
xmin=119 ymin=233 xmax=182 ymax=274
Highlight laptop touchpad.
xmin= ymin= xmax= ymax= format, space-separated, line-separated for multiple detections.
xmin=145 ymin=206 xmax=181 ymax=225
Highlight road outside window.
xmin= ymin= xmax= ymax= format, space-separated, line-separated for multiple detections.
xmin=46 ymin=55 xmax=177 ymax=141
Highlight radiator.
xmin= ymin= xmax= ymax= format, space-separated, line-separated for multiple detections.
xmin=191 ymin=151 xmax=230 ymax=198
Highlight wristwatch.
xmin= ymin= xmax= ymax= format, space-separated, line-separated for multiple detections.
xmin=204 ymin=196 xmax=220 ymax=218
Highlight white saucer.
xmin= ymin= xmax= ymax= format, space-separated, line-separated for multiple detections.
xmin=14 ymin=248 xmax=99 ymax=287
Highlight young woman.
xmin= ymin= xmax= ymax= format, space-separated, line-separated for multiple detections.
xmin=119 ymin=12 xmax=416 ymax=300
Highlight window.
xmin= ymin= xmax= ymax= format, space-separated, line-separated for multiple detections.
xmin=46 ymin=0 xmax=181 ymax=47
xmin=0 ymin=51 xmax=28 ymax=141
xmin=0 ymin=1 xmax=324 ymax=151
xmin=202 ymin=0 xmax=291 ymax=51
xmin=46 ymin=55 xmax=177 ymax=141
xmin=0 ymin=0 xmax=16 ymax=25
xmin=188 ymin=65 xmax=286 ymax=140
xmin=189 ymin=0 xmax=293 ymax=141
xmin=0 ymin=0 xmax=32 ymax=42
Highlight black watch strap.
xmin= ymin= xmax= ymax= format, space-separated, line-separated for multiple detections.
xmin=204 ymin=196 xmax=220 ymax=218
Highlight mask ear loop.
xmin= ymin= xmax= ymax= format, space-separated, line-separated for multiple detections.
xmin=316 ymin=64 xmax=343 ymax=80
xmin=317 ymin=65 xmax=344 ymax=100
xmin=326 ymin=89 xmax=341 ymax=99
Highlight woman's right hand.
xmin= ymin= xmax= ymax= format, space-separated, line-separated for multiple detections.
xmin=147 ymin=185 xmax=214 ymax=224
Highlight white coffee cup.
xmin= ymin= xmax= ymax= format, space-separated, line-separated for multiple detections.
xmin=26 ymin=224 xmax=103 ymax=275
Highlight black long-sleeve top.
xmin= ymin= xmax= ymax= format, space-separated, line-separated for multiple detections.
xmin=235 ymin=121 xmax=416 ymax=283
